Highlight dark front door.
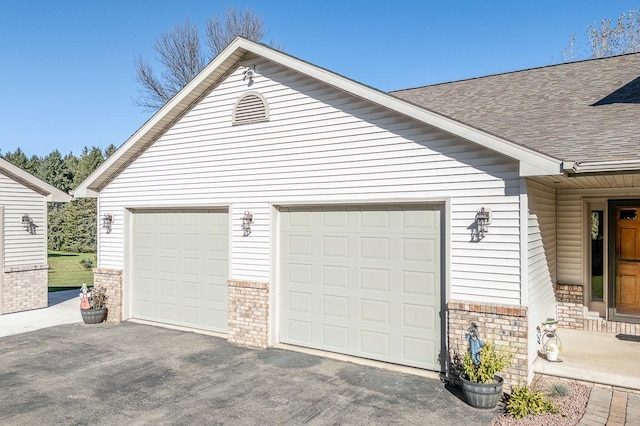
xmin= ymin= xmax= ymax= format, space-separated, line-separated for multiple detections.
xmin=614 ymin=206 xmax=640 ymax=316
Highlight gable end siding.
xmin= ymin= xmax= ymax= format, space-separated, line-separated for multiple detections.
xmin=0 ymin=172 xmax=47 ymax=266
xmin=98 ymin=57 xmax=523 ymax=306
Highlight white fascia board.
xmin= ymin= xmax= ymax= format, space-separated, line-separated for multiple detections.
xmin=70 ymin=187 xmax=98 ymax=198
xmin=563 ymin=160 xmax=640 ymax=175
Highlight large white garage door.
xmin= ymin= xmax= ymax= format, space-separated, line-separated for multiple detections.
xmin=131 ymin=209 xmax=228 ymax=333
xmin=279 ymin=205 xmax=442 ymax=370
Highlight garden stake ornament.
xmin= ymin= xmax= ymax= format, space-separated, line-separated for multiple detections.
xmin=465 ymin=322 xmax=485 ymax=365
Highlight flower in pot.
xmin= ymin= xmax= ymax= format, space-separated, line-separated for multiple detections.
xmin=79 ymin=283 xmax=109 ymax=324
xmin=460 ymin=323 xmax=514 ymax=409
xmin=545 ymin=343 xmax=560 ymax=362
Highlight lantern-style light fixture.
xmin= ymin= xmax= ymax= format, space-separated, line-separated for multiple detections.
xmin=21 ymin=213 xmax=37 ymax=234
xmin=101 ymin=213 xmax=113 ymax=233
xmin=243 ymin=65 xmax=256 ymax=82
xmin=242 ymin=211 xmax=253 ymax=237
xmin=474 ymin=207 xmax=491 ymax=240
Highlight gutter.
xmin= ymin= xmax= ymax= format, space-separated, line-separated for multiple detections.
xmin=563 ymin=160 xmax=640 ymax=175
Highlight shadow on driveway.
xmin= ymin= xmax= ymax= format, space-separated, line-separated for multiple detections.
xmin=0 ymin=322 xmax=498 ymax=425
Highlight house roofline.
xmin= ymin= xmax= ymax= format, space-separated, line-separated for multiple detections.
xmin=0 ymin=158 xmax=71 ymax=202
xmin=73 ymin=37 xmax=562 ymax=196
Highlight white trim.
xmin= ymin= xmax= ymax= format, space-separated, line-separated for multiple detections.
xmin=73 ymin=37 xmax=562 ymax=197
xmin=270 ymin=197 xmax=450 ymax=350
xmin=269 ymin=203 xmax=279 ymax=346
xmin=564 ymin=160 xmax=640 ymax=175
xmin=520 ymin=178 xmax=528 ymax=306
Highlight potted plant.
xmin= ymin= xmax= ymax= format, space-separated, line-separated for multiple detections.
xmin=460 ymin=323 xmax=514 ymax=409
xmin=545 ymin=343 xmax=560 ymax=362
xmin=79 ymin=283 xmax=108 ymax=324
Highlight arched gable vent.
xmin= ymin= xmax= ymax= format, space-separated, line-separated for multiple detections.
xmin=232 ymin=91 xmax=270 ymax=125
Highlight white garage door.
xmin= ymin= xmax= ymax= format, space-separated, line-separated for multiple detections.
xmin=131 ymin=209 xmax=228 ymax=333
xmin=279 ymin=205 xmax=442 ymax=370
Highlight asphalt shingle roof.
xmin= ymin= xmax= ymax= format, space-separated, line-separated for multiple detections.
xmin=390 ymin=53 xmax=640 ymax=163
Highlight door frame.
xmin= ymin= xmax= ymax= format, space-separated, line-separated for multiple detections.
xmin=607 ymin=199 xmax=640 ymax=324
xmin=271 ymin=199 xmax=449 ymax=372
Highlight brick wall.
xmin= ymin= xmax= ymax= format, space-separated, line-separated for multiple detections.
xmin=92 ymin=268 xmax=123 ymax=324
xmin=227 ymin=279 xmax=269 ymax=349
xmin=1 ymin=264 xmax=48 ymax=314
xmin=447 ymin=300 xmax=528 ymax=388
xmin=556 ymin=284 xmax=586 ymax=329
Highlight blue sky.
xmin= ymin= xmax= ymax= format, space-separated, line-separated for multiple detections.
xmin=1 ymin=1 xmax=637 ymax=157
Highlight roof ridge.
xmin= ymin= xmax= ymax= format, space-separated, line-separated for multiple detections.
xmin=390 ymin=51 xmax=640 ymax=94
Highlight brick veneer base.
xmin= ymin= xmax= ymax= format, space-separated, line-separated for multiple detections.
xmin=228 ymin=280 xmax=269 ymax=349
xmin=556 ymin=284 xmax=586 ymax=329
xmin=92 ymin=268 xmax=123 ymax=324
xmin=447 ymin=301 xmax=529 ymax=388
xmin=1 ymin=264 xmax=48 ymax=314
xmin=556 ymin=283 xmax=640 ymax=335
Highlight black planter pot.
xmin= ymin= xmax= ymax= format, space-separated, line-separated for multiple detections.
xmin=80 ymin=307 xmax=107 ymax=324
xmin=460 ymin=375 xmax=504 ymax=409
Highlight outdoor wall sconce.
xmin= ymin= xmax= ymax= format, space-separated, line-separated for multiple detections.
xmin=21 ymin=213 xmax=37 ymax=234
xmin=242 ymin=211 xmax=253 ymax=237
xmin=243 ymin=65 xmax=256 ymax=82
xmin=473 ymin=207 xmax=491 ymax=241
xmin=101 ymin=213 xmax=113 ymax=234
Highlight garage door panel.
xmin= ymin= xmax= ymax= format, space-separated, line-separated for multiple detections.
xmin=360 ymin=209 xmax=390 ymax=229
xmin=360 ymin=267 xmax=390 ymax=292
xmin=286 ymin=319 xmax=313 ymax=343
xmin=322 ymin=324 xmax=349 ymax=350
xmin=402 ymin=336 xmax=434 ymax=365
xmin=288 ymin=291 xmax=313 ymax=314
xmin=360 ymin=329 xmax=390 ymax=357
xmin=321 ymin=265 xmax=349 ymax=288
xmin=322 ymin=295 xmax=349 ymax=319
xmin=359 ymin=299 xmax=390 ymax=324
xmin=132 ymin=210 xmax=228 ymax=333
xmin=402 ymin=270 xmax=436 ymax=296
xmin=360 ymin=237 xmax=390 ymax=260
xmin=280 ymin=205 xmax=442 ymax=370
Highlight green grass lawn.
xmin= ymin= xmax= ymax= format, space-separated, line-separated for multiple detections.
xmin=48 ymin=251 xmax=96 ymax=290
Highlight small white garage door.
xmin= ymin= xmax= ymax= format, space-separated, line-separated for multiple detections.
xmin=279 ymin=205 xmax=442 ymax=370
xmin=131 ymin=209 xmax=228 ymax=333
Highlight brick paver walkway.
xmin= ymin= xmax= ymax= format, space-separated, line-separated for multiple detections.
xmin=578 ymin=387 xmax=640 ymax=426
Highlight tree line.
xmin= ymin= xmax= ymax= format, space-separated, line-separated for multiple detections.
xmin=2 ymin=145 xmax=116 ymax=253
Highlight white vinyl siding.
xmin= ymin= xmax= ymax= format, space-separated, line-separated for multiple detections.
xmin=99 ymin=56 xmax=522 ymax=305
xmin=557 ymin=185 xmax=640 ymax=286
xmin=525 ymin=179 xmax=557 ymax=378
xmin=0 ymin=172 xmax=47 ymax=267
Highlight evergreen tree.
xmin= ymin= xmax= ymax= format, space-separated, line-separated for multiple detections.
xmin=37 ymin=150 xmax=73 ymax=192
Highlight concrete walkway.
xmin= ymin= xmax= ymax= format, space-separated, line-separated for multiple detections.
xmin=0 ymin=289 xmax=80 ymax=337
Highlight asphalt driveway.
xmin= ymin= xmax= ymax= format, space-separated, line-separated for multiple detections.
xmin=0 ymin=322 xmax=498 ymax=425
